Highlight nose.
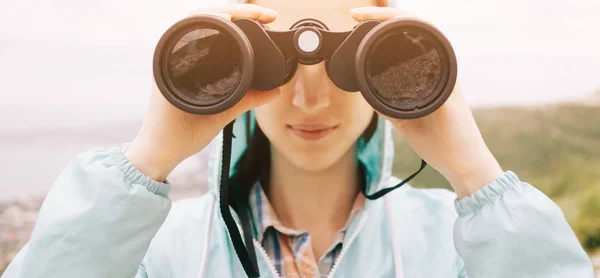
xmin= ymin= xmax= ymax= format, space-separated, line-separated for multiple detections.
xmin=291 ymin=62 xmax=332 ymax=114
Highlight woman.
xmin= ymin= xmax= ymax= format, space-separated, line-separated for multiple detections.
xmin=3 ymin=0 xmax=595 ymax=277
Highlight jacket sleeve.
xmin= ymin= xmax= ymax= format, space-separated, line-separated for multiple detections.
xmin=453 ymin=171 xmax=595 ymax=278
xmin=1 ymin=144 xmax=172 ymax=278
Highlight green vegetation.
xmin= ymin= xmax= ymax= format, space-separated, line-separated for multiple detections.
xmin=392 ymin=103 xmax=600 ymax=252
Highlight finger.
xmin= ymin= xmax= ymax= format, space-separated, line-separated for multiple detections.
xmin=350 ymin=6 xmax=416 ymax=22
xmin=222 ymin=4 xmax=277 ymax=22
xmin=190 ymin=4 xmax=277 ymax=23
xmin=188 ymin=12 xmax=232 ymax=21
xmin=256 ymin=8 xmax=278 ymax=23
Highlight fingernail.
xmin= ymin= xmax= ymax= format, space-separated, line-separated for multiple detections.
xmin=263 ymin=8 xmax=278 ymax=16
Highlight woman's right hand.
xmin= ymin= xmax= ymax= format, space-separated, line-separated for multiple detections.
xmin=125 ymin=4 xmax=280 ymax=182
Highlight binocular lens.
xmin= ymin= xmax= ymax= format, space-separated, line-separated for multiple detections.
xmin=365 ymin=29 xmax=443 ymax=111
xmin=166 ymin=27 xmax=243 ymax=106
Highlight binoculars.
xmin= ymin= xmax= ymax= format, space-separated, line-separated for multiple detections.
xmin=153 ymin=15 xmax=457 ymax=119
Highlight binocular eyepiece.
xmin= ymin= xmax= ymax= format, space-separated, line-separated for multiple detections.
xmin=153 ymin=15 xmax=457 ymax=119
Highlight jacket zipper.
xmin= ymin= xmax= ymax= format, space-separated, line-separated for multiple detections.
xmin=251 ymin=212 xmax=368 ymax=278
xmin=254 ymin=239 xmax=281 ymax=278
xmin=326 ymin=212 xmax=368 ymax=278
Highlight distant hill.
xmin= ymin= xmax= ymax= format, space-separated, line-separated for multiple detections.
xmin=590 ymin=88 xmax=600 ymax=104
xmin=569 ymin=88 xmax=600 ymax=106
xmin=392 ymin=102 xmax=600 ymax=251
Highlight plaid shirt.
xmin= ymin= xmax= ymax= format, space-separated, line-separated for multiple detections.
xmin=248 ymin=182 xmax=365 ymax=278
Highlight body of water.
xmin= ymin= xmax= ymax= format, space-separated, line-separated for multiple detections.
xmin=0 ymin=121 xmax=210 ymax=203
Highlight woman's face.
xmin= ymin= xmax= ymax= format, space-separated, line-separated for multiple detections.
xmin=253 ymin=0 xmax=379 ymax=171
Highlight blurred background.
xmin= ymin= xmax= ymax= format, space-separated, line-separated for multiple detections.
xmin=0 ymin=0 xmax=599 ymax=275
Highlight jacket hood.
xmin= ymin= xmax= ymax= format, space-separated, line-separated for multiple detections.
xmin=205 ymin=111 xmax=397 ymax=197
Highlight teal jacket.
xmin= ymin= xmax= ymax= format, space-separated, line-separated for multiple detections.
xmin=2 ymin=111 xmax=594 ymax=277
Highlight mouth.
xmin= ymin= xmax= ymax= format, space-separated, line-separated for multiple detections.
xmin=287 ymin=123 xmax=338 ymax=141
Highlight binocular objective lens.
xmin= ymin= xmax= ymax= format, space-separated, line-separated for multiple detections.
xmin=166 ymin=27 xmax=243 ymax=106
xmin=366 ymin=30 xmax=443 ymax=111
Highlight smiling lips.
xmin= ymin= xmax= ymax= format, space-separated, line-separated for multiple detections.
xmin=287 ymin=124 xmax=338 ymax=141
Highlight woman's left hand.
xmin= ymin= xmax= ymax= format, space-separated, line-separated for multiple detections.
xmin=351 ymin=6 xmax=504 ymax=198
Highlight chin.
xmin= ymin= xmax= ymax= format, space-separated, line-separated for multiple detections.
xmin=292 ymin=155 xmax=339 ymax=172
xmin=283 ymin=145 xmax=348 ymax=172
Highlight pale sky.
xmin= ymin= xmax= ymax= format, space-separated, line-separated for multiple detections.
xmin=1 ymin=0 xmax=599 ymax=133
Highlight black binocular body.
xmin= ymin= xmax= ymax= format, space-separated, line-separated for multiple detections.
xmin=153 ymin=15 xmax=457 ymax=119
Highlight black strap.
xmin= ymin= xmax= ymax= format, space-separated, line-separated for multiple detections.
xmin=362 ymin=159 xmax=428 ymax=200
xmin=219 ymin=121 xmax=260 ymax=278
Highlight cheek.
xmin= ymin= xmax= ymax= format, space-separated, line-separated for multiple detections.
xmin=254 ymin=99 xmax=286 ymax=139
xmin=342 ymin=95 xmax=374 ymax=136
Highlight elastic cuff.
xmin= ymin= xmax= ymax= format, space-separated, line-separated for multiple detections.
xmin=106 ymin=143 xmax=171 ymax=198
xmin=454 ymin=171 xmax=521 ymax=216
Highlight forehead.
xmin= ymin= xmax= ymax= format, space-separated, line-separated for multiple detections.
xmin=250 ymin=0 xmax=379 ymax=32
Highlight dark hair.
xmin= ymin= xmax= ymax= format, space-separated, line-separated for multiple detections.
xmin=230 ymin=121 xmax=271 ymax=211
xmin=231 ymin=112 xmax=378 ymax=210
